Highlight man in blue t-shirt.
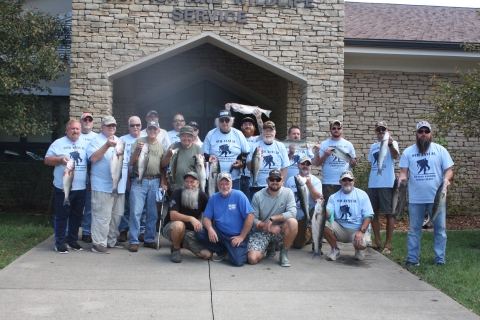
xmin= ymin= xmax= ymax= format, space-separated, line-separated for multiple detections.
xmin=194 ymin=172 xmax=254 ymax=266
xmin=399 ymin=121 xmax=454 ymax=269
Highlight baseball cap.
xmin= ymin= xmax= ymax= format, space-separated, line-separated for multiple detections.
xmin=340 ymin=170 xmax=354 ymax=180
xmin=375 ymin=121 xmax=388 ymax=129
xmin=81 ymin=112 xmax=93 ymax=120
xmin=183 ymin=171 xmax=199 ymax=180
xmin=217 ymin=172 xmax=232 ymax=182
xmin=416 ymin=121 xmax=431 ymax=130
xmin=177 ymin=125 xmax=195 ymax=136
xmin=147 ymin=120 xmax=160 ymax=129
xmin=330 ymin=120 xmax=342 ymax=128
xmin=268 ymin=169 xmax=283 ymax=179
xmin=263 ymin=121 xmax=276 ymax=130
xmin=242 ymin=117 xmax=255 ymax=125
xmin=299 ymin=155 xmax=312 ymax=164
xmin=189 ymin=121 xmax=200 ymax=129
xmin=146 ymin=110 xmax=158 ymax=118
xmin=101 ymin=116 xmax=117 ymax=126
xmin=219 ymin=110 xmax=232 ymax=119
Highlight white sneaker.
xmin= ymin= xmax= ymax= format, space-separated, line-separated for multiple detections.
xmin=354 ymin=249 xmax=365 ymax=261
xmin=326 ymin=248 xmax=340 ymax=261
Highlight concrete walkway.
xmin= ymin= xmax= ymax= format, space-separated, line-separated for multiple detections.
xmin=0 ymin=235 xmax=477 ymax=319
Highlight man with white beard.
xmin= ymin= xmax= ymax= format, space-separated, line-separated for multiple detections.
xmin=162 ymin=172 xmax=212 ymax=263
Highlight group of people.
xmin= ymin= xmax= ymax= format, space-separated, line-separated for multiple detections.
xmin=45 ymin=106 xmax=453 ymax=269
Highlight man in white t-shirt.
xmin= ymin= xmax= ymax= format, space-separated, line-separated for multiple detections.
xmin=285 ymin=126 xmax=315 ymax=182
xmin=139 ymin=110 xmax=170 ymax=148
xmin=167 ymin=114 xmax=185 ymax=145
xmin=399 ymin=121 xmax=454 ymax=269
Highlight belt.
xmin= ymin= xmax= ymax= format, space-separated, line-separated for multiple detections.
xmin=135 ymin=173 xmax=161 ymax=180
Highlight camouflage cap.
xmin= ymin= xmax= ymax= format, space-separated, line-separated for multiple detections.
xmin=177 ymin=125 xmax=195 ymax=136
xmin=263 ymin=121 xmax=276 ymax=130
xmin=217 ymin=172 xmax=232 ymax=182
xmin=183 ymin=171 xmax=199 ymax=181
xmin=340 ymin=170 xmax=354 ymax=180
xmin=375 ymin=121 xmax=388 ymax=129
xmin=299 ymin=155 xmax=312 ymax=164
xmin=101 ymin=116 xmax=117 ymax=126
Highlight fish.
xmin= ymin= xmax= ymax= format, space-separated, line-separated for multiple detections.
xmin=391 ymin=178 xmax=399 ymax=214
xmin=229 ymin=103 xmax=272 ymax=118
xmin=281 ymin=140 xmax=316 ymax=154
xmin=395 ymin=179 xmax=408 ymax=222
xmin=208 ymin=159 xmax=220 ymax=196
xmin=62 ymin=159 xmax=75 ymax=206
xmin=194 ymin=154 xmax=207 ymax=193
xmin=426 ymin=182 xmax=447 ymax=227
xmin=111 ymin=140 xmax=125 ymax=195
xmin=311 ymin=198 xmax=326 ymax=259
xmin=294 ymin=175 xmax=310 ymax=225
xmin=168 ymin=148 xmax=179 ymax=188
xmin=251 ymin=146 xmax=263 ymax=187
xmin=230 ymin=152 xmax=249 ymax=175
xmin=137 ymin=143 xmax=150 ymax=185
xmin=377 ymin=131 xmax=390 ymax=175
xmin=329 ymin=146 xmax=353 ymax=163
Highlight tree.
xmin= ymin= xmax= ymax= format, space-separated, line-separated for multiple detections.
xmin=0 ymin=0 xmax=70 ymax=137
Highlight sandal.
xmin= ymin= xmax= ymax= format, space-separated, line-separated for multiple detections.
xmin=382 ymin=247 xmax=391 ymax=255
xmin=370 ymin=243 xmax=381 ymax=250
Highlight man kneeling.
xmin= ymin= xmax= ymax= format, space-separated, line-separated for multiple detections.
xmin=162 ymin=172 xmax=212 ymax=263
xmin=247 ymin=169 xmax=298 ymax=267
xmin=324 ymin=170 xmax=373 ymax=261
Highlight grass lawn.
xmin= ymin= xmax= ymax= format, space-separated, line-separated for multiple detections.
xmin=0 ymin=212 xmax=53 ymax=269
xmin=375 ymin=230 xmax=480 ymax=315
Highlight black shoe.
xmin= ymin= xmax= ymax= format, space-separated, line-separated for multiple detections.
xmin=55 ymin=243 xmax=69 ymax=254
xmin=67 ymin=242 xmax=83 ymax=251
xmin=403 ymin=261 xmax=420 ymax=269
xmin=138 ymin=233 xmax=145 ymax=242
xmin=81 ymin=235 xmax=92 ymax=243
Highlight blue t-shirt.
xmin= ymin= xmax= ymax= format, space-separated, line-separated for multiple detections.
xmin=203 ymin=128 xmax=249 ymax=181
xmin=326 ymin=188 xmax=374 ymax=230
xmin=367 ymin=140 xmax=399 ymax=188
xmin=286 ymin=148 xmax=315 ymax=182
xmin=285 ymin=174 xmax=323 ymax=220
xmin=399 ymin=142 xmax=454 ymax=204
xmin=80 ymin=131 xmax=97 ymax=143
xmin=203 ymin=189 xmax=253 ymax=236
xmin=319 ymin=138 xmax=356 ymax=185
xmin=246 ymin=140 xmax=290 ymax=188
xmin=45 ymin=136 xmax=89 ymax=191
xmin=168 ymin=130 xmax=181 ymax=145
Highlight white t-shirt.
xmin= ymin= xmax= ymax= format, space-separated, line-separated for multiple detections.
xmin=168 ymin=130 xmax=180 ymax=145
xmin=45 ymin=136 xmax=89 ymax=191
xmin=203 ymin=128 xmax=250 ymax=181
xmin=194 ymin=136 xmax=203 ymax=147
xmin=367 ymin=140 xmax=399 ymax=188
xmin=286 ymin=148 xmax=315 ymax=182
xmin=246 ymin=140 xmax=289 ymax=187
xmin=399 ymin=142 xmax=454 ymax=204
xmin=120 ymin=133 xmax=139 ymax=173
xmin=140 ymin=128 xmax=170 ymax=149
xmin=80 ymin=131 xmax=97 ymax=143
xmin=285 ymin=174 xmax=322 ymax=220
xmin=327 ymin=188 xmax=374 ymax=230
xmin=319 ymin=138 xmax=356 ymax=185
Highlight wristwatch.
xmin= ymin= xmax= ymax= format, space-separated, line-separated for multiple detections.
xmin=360 ymin=228 xmax=366 ymax=233
xmin=269 ymin=217 xmax=274 ymax=222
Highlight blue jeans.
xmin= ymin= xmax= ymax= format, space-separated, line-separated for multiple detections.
xmin=81 ymin=188 xmax=92 ymax=235
xmin=194 ymin=225 xmax=248 ymax=267
xmin=240 ymin=176 xmax=250 ymax=198
xmin=129 ymin=178 xmax=159 ymax=244
xmin=53 ymin=187 xmax=86 ymax=248
xmin=232 ymin=178 xmax=240 ymax=191
xmin=249 ymin=186 xmax=263 ymax=202
xmin=407 ymin=203 xmax=447 ymax=264
xmin=119 ymin=189 xmax=147 ymax=233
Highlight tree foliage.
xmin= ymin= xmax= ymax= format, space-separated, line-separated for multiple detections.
xmin=0 ymin=0 xmax=70 ymax=137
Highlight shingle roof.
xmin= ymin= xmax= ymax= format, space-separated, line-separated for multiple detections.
xmin=345 ymin=2 xmax=480 ymax=43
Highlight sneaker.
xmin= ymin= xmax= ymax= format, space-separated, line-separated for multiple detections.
xmin=138 ymin=233 xmax=145 ymax=242
xmin=117 ymin=231 xmax=128 ymax=242
xmin=91 ymin=244 xmax=110 ymax=254
xmin=55 ymin=243 xmax=69 ymax=254
xmin=107 ymin=242 xmax=125 ymax=249
xmin=212 ymin=251 xmax=228 ymax=262
xmin=67 ymin=242 xmax=83 ymax=251
xmin=81 ymin=235 xmax=92 ymax=243
xmin=435 ymin=262 xmax=445 ymax=266
xmin=171 ymin=248 xmax=182 ymax=263
xmin=129 ymin=244 xmax=138 ymax=252
xmin=354 ymin=249 xmax=365 ymax=261
xmin=326 ymin=248 xmax=340 ymax=261
xmin=279 ymin=248 xmax=291 ymax=267
xmin=144 ymin=242 xmax=157 ymax=249
xmin=266 ymin=242 xmax=276 ymax=258
xmin=403 ymin=261 xmax=420 ymax=269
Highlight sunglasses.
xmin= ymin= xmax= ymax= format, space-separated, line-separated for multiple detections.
xmin=219 ymin=118 xmax=231 ymax=123
xmin=300 ymin=162 xmax=311 ymax=166
xmin=193 ymin=128 xmax=199 ymax=131
xmin=331 ymin=126 xmax=342 ymax=131
xmin=173 ymin=119 xmax=185 ymax=123
xmin=417 ymin=129 xmax=431 ymax=134
xmin=82 ymin=117 xmax=93 ymax=122
xmin=106 ymin=124 xmax=116 ymax=127
xmin=129 ymin=124 xmax=141 ymax=127
xmin=375 ymin=127 xmax=387 ymax=132
xmin=268 ymin=177 xmax=282 ymax=182
xmin=341 ymin=178 xmax=353 ymax=182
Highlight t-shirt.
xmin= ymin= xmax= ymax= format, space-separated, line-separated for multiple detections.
xmin=202 ymin=128 xmax=249 ymax=181
xmin=367 ymin=140 xmax=399 ymax=188
xmin=239 ymin=135 xmax=261 ymax=178
xmin=399 ymin=142 xmax=454 ymax=204
xmin=80 ymin=131 xmax=97 ymax=143
xmin=286 ymin=148 xmax=315 ymax=182
xmin=164 ymin=188 xmax=209 ymax=231
xmin=285 ymin=174 xmax=323 ymax=220
xmin=246 ymin=140 xmax=289 ymax=187
xmin=251 ymin=187 xmax=297 ymax=230
xmin=194 ymin=137 xmax=203 ymax=147
xmin=203 ymin=189 xmax=253 ymax=236
xmin=319 ymin=138 xmax=356 ymax=185
xmin=119 ymin=134 xmax=138 ymax=172
xmin=131 ymin=137 xmax=167 ymax=177
xmin=140 ymin=128 xmax=171 ymax=149
xmin=326 ymin=188 xmax=374 ymax=230
xmin=168 ymin=130 xmax=181 ymax=145
xmin=170 ymin=142 xmax=204 ymax=191
xmin=86 ymin=133 xmax=128 ymax=194
xmin=45 ymin=136 xmax=89 ymax=191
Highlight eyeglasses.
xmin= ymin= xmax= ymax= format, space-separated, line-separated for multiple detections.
xmin=129 ymin=124 xmax=141 ymax=127
xmin=331 ymin=127 xmax=342 ymax=131
xmin=82 ymin=117 xmax=93 ymax=122
xmin=341 ymin=178 xmax=353 ymax=182
xmin=300 ymin=162 xmax=311 ymax=166
xmin=417 ymin=129 xmax=431 ymax=134
xmin=375 ymin=127 xmax=387 ymax=132
xmin=219 ymin=118 xmax=231 ymax=123
xmin=106 ymin=124 xmax=116 ymax=127
xmin=268 ymin=177 xmax=282 ymax=182
xmin=173 ymin=119 xmax=185 ymax=123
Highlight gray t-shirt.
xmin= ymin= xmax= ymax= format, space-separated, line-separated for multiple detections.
xmin=251 ymin=187 xmax=297 ymax=230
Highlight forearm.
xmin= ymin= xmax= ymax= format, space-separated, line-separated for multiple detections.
xmin=171 ymin=211 xmax=197 ymax=224
xmin=399 ymin=168 xmax=409 ymax=181
xmin=90 ymin=144 xmax=110 ymax=163
xmin=203 ymin=217 xmax=213 ymax=230
xmin=444 ymin=168 xmax=454 ymax=182
xmin=239 ymin=214 xmax=254 ymax=239
xmin=360 ymin=217 xmax=372 ymax=231
xmin=389 ymin=145 xmax=399 ymax=159
xmin=306 ymin=183 xmax=321 ymax=200
xmin=44 ymin=156 xmax=63 ymax=166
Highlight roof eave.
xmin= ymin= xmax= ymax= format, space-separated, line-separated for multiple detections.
xmin=345 ymin=39 xmax=469 ymax=51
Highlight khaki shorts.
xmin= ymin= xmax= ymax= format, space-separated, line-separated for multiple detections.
xmin=368 ymin=188 xmax=393 ymax=214
xmin=162 ymin=221 xmax=206 ymax=254
xmin=325 ymin=221 xmax=371 ymax=247
xmin=247 ymin=230 xmax=284 ymax=252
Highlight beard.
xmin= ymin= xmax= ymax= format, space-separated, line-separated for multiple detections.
xmin=416 ymin=136 xmax=432 ymax=155
xmin=268 ymin=184 xmax=281 ymax=192
xmin=220 ymin=188 xmax=232 ymax=196
xmin=263 ymin=136 xmax=274 ymax=144
xmin=181 ymin=186 xmax=199 ymax=209
xmin=300 ymin=169 xmax=310 ymax=176
xmin=342 ymin=186 xmax=353 ymax=193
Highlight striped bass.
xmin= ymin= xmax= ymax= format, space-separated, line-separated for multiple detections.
xmin=229 ymin=103 xmax=272 ymax=118
xmin=425 ymin=182 xmax=447 ymax=227
xmin=194 ymin=154 xmax=207 ymax=193
xmin=251 ymin=146 xmax=263 ymax=187
xmin=377 ymin=131 xmax=390 ymax=176
xmin=294 ymin=175 xmax=310 ymax=224
xmin=62 ymin=159 xmax=75 ymax=206
xmin=329 ymin=146 xmax=353 ymax=163
xmin=208 ymin=159 xmax=220 ymax=196
xmin=111 ymin=140 xmax=125 ymax=195
xmin=395 ymin=179 xmax=408 ymax=222
xmin=137 ymin=143 xmax=149 ymax=185
xmin=311 ymin=199 xmax=326 ymax=259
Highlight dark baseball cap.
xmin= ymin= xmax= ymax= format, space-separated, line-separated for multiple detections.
xmin=183 ymin=171 xmax=199 ymax=180
xmin=219 ymin=110 xmax=232 ymax=119
xmin=268 ymin=169 xmax=282 ymax=179
xmin=189 ymin=121 xmax=200 ymax=129
xmin=242 ymin=117 xmax=255 ymax=125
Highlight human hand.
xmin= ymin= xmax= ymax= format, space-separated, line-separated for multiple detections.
xmin=231 ymin=235 xmax=244 ymax=247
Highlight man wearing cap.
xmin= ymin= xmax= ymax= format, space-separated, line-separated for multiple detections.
xmin=285 ymin=156 xmax=323 ymax=249
xmin=247 ymin=169 xmax=297 ymax=267
xmin=86 ymin=116 xmax=128 ymax=254
xmin=140 ymin=110 xmax=170 ymax=148
xmin=203 ymin=110 xmax=249 ymax=191
xmin=247 ymin=120 xmax=290 ymax=200
xmin=324 ymin=170 xmax=374 ymax=261
xmin=128 ymin=120 xmax=168 ymax=252
xmin=312 ymin=120 xmax=357 ymax=208
xmin=285 ymin=126 xmax=315 ymax=182
xmin=367 ymin=121 xmax=399 ymax=254
xmin=399 ymin=121 xmax=453 ymax=268
xmin=194 ymin=172 xmax=254 ymax=267
xmin=168 ymin=114 xmax=186 ymax=145
xmin=79 ymin=112 xmax=97 ymax=244
xmin=45 ymin=120 xmax=89 ymax=253
xmin=188 ymin=121 xmax=203 ymax=147
xmin=162 ymin=171 xmax=212 ymax=263
xmin=161 ymin=125 xmax=204 ymax=193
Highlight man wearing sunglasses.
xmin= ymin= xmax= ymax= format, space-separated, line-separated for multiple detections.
xmin=247 ymin=169 xmax=297 ymax=267
xmin=399 ymin=121 xmax=454 ymax=268
xmin=324 ymin=170 xmax=373 ymax=261
xmin=168 ymin=114 xmax=186 ymax=145
xmin=140 ymin=110 xmax=171 ymax=148
xmin=367 ymin=121 xmax=399 ymax=255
